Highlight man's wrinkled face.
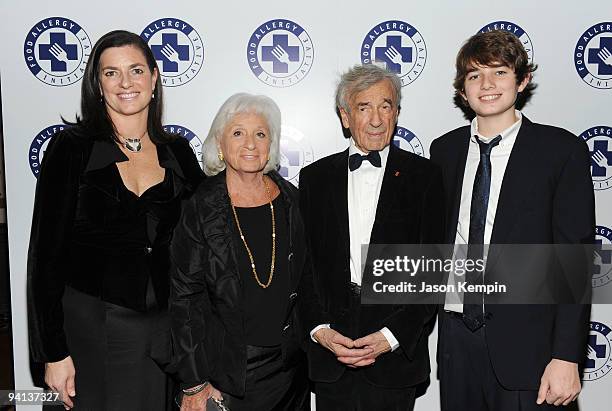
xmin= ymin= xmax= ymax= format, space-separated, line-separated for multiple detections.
xmin=339 ymin=79 xmax=399 ymax=153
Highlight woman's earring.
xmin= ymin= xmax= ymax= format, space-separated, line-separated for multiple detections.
xmin=218 ymin=151 xmax=224 ymax=161
xmin=151 ymin=92 xmax=155 ymax=99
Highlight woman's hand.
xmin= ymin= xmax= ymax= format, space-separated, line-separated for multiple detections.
xmin=44 ymin=356 xmax=76 ymax=410
xmin=180 ymin=383 xmax=224 ymax=411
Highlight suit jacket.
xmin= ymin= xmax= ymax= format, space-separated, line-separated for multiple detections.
xmin=299 ymin=143 xmax=445 ymax=388
xmin=167 ymin=170 xmax=312 ymax=396
xmin=27 ymin=127 xmax=204 ymax=363
xmin=430 ymin=116 xmax=595 ymax=390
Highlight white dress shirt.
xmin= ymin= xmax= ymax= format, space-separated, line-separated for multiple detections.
xmin=445 ymin=111 xmax=523 ymax=313
xmin=311 ymin=139 xmax=399 ymax=351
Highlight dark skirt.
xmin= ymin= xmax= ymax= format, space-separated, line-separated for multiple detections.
xmin=222 ymin=345 xmax=310 ymax=411
xmin=44 ymin=286 xmax=172 ymax=411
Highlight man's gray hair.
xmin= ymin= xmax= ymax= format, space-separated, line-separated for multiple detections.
xmin=202 ymin=92 xmax=281 ymax=176
xmin=335 ymin=64 xmax=402 ymax=113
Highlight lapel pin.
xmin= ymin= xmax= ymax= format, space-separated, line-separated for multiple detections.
xmin=394 ymin=171 xmax=400 ymax=177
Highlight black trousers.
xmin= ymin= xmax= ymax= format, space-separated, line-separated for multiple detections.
xmin=44 ymin=285 xmax=172 ymax=411
xmin=315 ymin=369 xmax=416 ymax=411
xmin=439 ymin=311 xmax=573 ymax=411
xmin=223 ymin=345 xmax=310 ymax=411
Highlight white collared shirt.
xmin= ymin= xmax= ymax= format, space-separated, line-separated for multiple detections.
xmin=347 ymin=138 xmax=389 ymax=286
xmin=311 ymin=139 xmax=398 ymax=351
xmin=445 ymin=110 xmax=523 ymax=312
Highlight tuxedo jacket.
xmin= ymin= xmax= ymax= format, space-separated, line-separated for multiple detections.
xmin=299 ymin=143 xmax=445 ymax=388
xmin=429 ymin=117 xmax=595 ymax=390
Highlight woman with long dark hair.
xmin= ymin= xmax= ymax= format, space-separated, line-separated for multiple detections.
xmin=27 ymin=30 xmax=203 ymax=410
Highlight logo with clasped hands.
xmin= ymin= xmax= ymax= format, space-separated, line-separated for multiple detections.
xmin=594 ymin=226 xmax=612 ymax=288
xmin=29 ymin=124 xmax=68 ymax=177
xmin=278 ymin=125 xmax=314 ymax=185
xmin=583 ymin=321 xmax=612 ymax=381
xmin=23 ymin=17 xmax=91 ymax=86
xmin=478 ymin=21 xmax=534 ymax=63
xmin=361 ymin=20 xmax=427 ymax=87
xmin=141 ymin=18 xmax=204 ymax=87
xmin=247 ymin=19 xmax=314 ymax=87
xmin=580 ymin=126 xmax=612 ymax=190
xmin=393 ymin=126 xmax=424 ymax=157
xmin=163 ymin=124 xmax=203 ymax=169
xmin=574 ymin=22 xmax=612 ymax=89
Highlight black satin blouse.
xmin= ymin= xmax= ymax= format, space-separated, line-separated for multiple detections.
xmin=27 ymin=127 xmax=204 ymax=363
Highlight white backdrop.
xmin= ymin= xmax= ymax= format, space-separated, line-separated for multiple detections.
xmin=1 ymin=1 xmax=611 ymax=409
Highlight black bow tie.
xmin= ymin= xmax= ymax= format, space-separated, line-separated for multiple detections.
xmin=349 ymin=151 xmax=381 ymax=171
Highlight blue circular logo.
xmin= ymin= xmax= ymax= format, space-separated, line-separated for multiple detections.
xmin=574 ymin=22 xmax=612 ymax=89
xmin=392 ymin=126 xmax=424 ymax=157
xmin=29 ymin=124 xmax=68 ymax=177
xmin=584 ymin=321 xmax=612 ymax=381
xmin=361 ymin=20 xmax=427 ymax=87
xmin=279 ymin=125 xmax=314 ymax=185
xmin=594 ymin=226 xmax=612 ymax=288
xmin=478 ymin=21 xmax=534 ymax=63
xmin=23 ymin=17 xmax=91 ymax=86
xmin=247 ymin=19 xmax=314 ymax=87
xmin=579 ymin=126 xmax=612 ymax=190
xmin=141 ymin=18 xmax=204 ymax=87
xmin=163 ymin=124 xmax=203 ymax=168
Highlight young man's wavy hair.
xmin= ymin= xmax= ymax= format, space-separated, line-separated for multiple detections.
xmin=453 ymin=30 xmax=538 ymax=120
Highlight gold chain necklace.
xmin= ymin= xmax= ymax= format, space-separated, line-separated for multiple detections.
xmin=230 ymin=178 xmax=276 ymax=289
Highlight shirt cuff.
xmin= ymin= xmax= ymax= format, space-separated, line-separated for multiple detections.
xmin=310 ymin=324 xmax=331 ymax=343
xmin=380 ymin=327 xmax=400 ymax=352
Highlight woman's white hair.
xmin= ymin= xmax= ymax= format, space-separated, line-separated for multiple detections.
xmin=202 ymin=92 xmax=282 ymax=176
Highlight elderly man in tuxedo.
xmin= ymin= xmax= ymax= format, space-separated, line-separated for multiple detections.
xmin=299 ymin=64 xmax=445 ymax=410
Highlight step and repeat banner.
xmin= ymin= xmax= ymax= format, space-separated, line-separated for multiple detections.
xmin=1 ymin=1 xmax=611 ymax=409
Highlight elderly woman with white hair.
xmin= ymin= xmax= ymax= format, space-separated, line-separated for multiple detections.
xmin=168 ymin=93 xmax=312 ymax=410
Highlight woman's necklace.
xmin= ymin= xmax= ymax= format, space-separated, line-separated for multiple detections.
xmin=230 ymin=178 xmax=276 ymax=289
xmin=118 ymin=130 xmax=147 ymax=153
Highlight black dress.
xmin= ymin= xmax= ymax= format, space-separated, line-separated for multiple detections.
xmin=223 ymin=197 xmax=308 ymax=410
xmin=27 ymin=128 xmax=204 ymax=410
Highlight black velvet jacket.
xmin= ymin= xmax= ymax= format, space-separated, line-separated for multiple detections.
xmin=27 ymin=127 xmax=204 ymax=363
xmin=167 ymin=171 xmax=315 ymax=396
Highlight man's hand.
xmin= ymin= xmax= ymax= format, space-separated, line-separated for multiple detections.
xmin=349 ymin=331 xmax=392 ymax=367
xmin=313 ymin=328 xmax=373 ymax=366
xmin=537 ymin=359 xmax=581 ymax=406
xmin=180 ymin=383 xmax=223 ymax=411
xmin=45 ymin=356 xmax=76 ymax=410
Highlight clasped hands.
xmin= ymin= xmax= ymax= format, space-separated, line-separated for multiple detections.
xmin=314 ymin=328 xmax=391 ymax=367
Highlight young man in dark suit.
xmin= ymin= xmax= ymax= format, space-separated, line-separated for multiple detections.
xmin=299 ymin=64 xmax=445 ymax=410
xmin=429 ymin=30 xmax=594 ymax=410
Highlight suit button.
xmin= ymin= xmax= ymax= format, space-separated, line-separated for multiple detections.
xmin=289 ymin=292 xmax=297 ymax=300
xmin=288 ymin=252 xmax=294 ymax=261
xmin=283 ymin=323 xmax=291 ymax=331
xmin=144 ymin=247 xmax=153 ymax=254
